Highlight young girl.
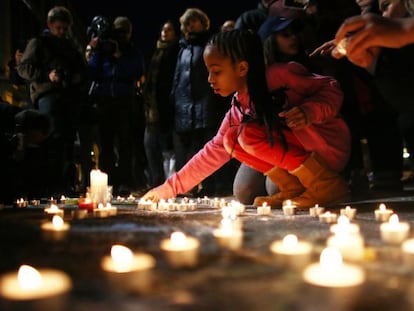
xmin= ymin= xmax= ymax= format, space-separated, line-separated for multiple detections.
xmin=142 ymin=29 xmax=350 ymax=209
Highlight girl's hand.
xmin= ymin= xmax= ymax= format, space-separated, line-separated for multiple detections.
xmin=279 ymin=106 xmax=308 ymax=130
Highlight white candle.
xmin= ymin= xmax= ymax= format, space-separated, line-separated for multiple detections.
xmin=93 ymin=203 xmax=117 ymax=218
xmin=160 ymin=232 xmax=200 ymax=268
xmin=309 ymin=204 xmax=325 ymax=217
xmin=41 ymin=215 xmax=70 ymax=240
xmin=328 ymin=216 xmax=364 ymax=262
xmin=319 ymin=211 xmax=338 ymax=224
xmin=340 ymin=205 xmax=357 ymax=220
xmin=0 ymin=265 xmax=71 ymax=301
xmin=374 ymin=203 xmax=393 ymax=222
xmin=270 ymin=234 xmax=312 ymax=269
xmin=303 ymin=247 xmax=365 ymax=287
xmin=401 ymin=238 xmax=414 ymax=266
xmin=15 ymin=198 xmax=28 ymax=208
xmin=330 ymin=215 xmax=360 ymax=236
xmin=380 ymin=214 xmax=410 ymax=244
xmin=213 ymin=218 xmax=243 ymax=250
xmin=282 ymin=200 xmax=296 ymax=216
xmin=257 ymin=202 xmax=271 ymax=215
xmin=90 ymin=169 xmax=109 ymax=205
xmin=44 ymin=204 xmax=64 ymax=217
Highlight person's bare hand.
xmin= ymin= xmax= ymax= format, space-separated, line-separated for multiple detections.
xmin=279 ymin=106 xmax=308 ymax=130
xmin=309 ymin=39 xmax=337 ymax=58
xmin=141 ymin=189 xmax=161 ymax=202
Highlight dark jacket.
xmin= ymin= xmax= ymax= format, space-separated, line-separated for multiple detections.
xmin=17 ymin=30 xmax=86 ymax=104
xmin=143 ymin=39 xmax=179 ymax=131
xmin=171 ymin=31 xmax=219 ymax=133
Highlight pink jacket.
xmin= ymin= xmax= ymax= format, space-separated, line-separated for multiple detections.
xmin=155 ymin=62 xmax=351 ymax=199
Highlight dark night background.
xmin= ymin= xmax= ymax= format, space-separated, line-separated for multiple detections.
xmin=12 ymin=0 xmax=261 ymax=62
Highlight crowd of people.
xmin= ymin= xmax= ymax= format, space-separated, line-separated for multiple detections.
xmin=2 ymin=0 xmax=414 ymax=209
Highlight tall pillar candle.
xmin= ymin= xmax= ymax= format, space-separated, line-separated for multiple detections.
xmin=90 ymin=169 xmax=108 ymax=205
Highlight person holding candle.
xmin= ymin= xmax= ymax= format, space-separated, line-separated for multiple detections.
xmin=142 ymin=29 xmax=350 ymax=210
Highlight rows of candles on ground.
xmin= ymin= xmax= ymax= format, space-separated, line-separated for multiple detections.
xmin=3 ymin=202 xmax=414 ymax=306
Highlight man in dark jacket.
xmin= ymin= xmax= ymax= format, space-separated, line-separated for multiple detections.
xmin=17 ymin=6 xmax=86 ymax=196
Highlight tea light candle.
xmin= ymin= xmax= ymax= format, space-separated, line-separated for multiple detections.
xmin=303 ymin=247 xmax=365 ymax=287
xmin=0 ymin=265 xmax=71 ymax=308
xmin=319 ymin=211 xmax=338 ymax=224
xmin=380 ymin=214 xmax=410 ymax=244
xmin=78 ymin=197 xmax=94 ymax=211
xmin=101 ymin=245 xmax=156 ymax=293
xmin=309 ymin=204 xmax=325 ymax=217
xmin=282 ymin=200 xmax=296 ymax=216
xmin=257 ymin=202 xmax=271 ymax=216
xmin=374 ymin=203 xmax=393 ymax=222
xmin=138 ymin=198 xmax=157 ymax=211
xmin=330 ymin=215 xmax=360 ymax=236
xmin=340 ymin=205 xmax=357 ymax=220
xmin=15 ymin=198 xmax=28 ymax=208
xmin=401 ymin=238 xmax=414 ymax=266
xmin=213 ymin=218 xmax=243 ymax=250
xmin=41 ymin=215 xmax=70 ymax=240
xmin=270 ymin=234 xmax=312 ymax=269
xmin=328 ymin=216 xmax=364 ymax=261
xmin=93 ymin=203 xmax=117 ymax=218
xmin=44 ymin=204 xmax=64 ymax=217
xmin=160 ymin=231 xmax=200 ymax=268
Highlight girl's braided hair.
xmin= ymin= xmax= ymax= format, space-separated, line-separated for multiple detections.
xmin=206 ymin=29 xmax=287 ymax=151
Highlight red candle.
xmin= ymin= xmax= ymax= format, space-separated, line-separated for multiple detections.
xmin=78 ymin=197 xmax=94 ymax=211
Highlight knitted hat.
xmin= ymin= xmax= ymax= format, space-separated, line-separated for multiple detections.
xmin=113 ymin=16 xmax=132 ymax=33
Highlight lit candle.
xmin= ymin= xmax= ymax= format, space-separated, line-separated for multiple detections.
xmin=330 ymin=215 xmax=360 ymax=236
xmin=401 ymin=238 xmax=414 ymax=266
xmin=340 ymin=205 xmax=357 ymax=220
xmin=270 ymin=234 xmax=312 ymax=270
xmin=89 ymin=169 xmax=108 ymax=205
xmin=78 ymin=197 xmax=94 ymax=211
xmin=0 ymin=265 xmax=71 ymax=310
xmin=160 ymin=231 xmax=200 ymax=268
xmin=380 ymin=214 xmax=410 ymax=245
xmin=282 ymin=200 xmax=296 ymax=216
xmin=257 ymin=202 xmax=271 ymax=216
xmin=15 ymin=198 xmax=28 ymax=208
xmin=303 ymin=247 xmax=365 ymax=287
xmin=309 ymin=204 xmax=325 ymax=217
xmin=93 ymin=203 xmax=117 ymax=218
xmin=41 ymin=215 xmax=70 ymax=240
xmin=137 ymin=198 xmax=157 ymax=211
xmin=44 ymin=204 xmax=64 ymax=217
xmin=374 ymin=203 xmax=393 ymax=222
xmin=101 ymin=245 xmax=156 ymax=293
xmin=213 ymin=218 xmax=243 ymax=250
xmin=319 ymin=211 xmax=338 ymax=224
xmin=328 ymin=216 xmax=364 ymax=261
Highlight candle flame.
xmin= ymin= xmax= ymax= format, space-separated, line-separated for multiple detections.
xmin=111 ymin=245 xmax=133 ymax=271
xmin=170 ymin=231 xmax=187 ymax=246
xmin=337 ymin=215 xmax=350 ymax=226
xmin=379 ymin=203 xmax=387 ymax=211
xmin=18 ymin=265 xmax=42 ymax=290
xmin=49 ymin=204 xmax=59 ymax=211
xmin=282 ymin=234 xmax=298 ymax=249
xmin=320 ymin=247 xmax=342 ymax=269
xmin=52 ymin=215 xmax=64 ymax=228
xmin=389 ymin=214 xmax=399 ymax=224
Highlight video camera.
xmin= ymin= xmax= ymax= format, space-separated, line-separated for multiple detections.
xmin=86 ymin=15 xmax=117 ymax=57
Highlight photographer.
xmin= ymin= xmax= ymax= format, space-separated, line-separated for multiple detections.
xmin=17 ymin=6 xmax=87 ymax=196
xmin=87 ymin=16 xmax=146 ymax=195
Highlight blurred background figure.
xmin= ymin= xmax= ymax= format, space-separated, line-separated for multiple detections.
xmin=87 ymin=16 xmax=146 ymax=195
xmin=143 ymin=20 xmax=180 ymax=188
xmin=17 ymin=6 xmax=87 ymax=197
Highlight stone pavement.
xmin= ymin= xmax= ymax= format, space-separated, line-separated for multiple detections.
xmin=1 ymin=190 xmax=414 ymax=311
